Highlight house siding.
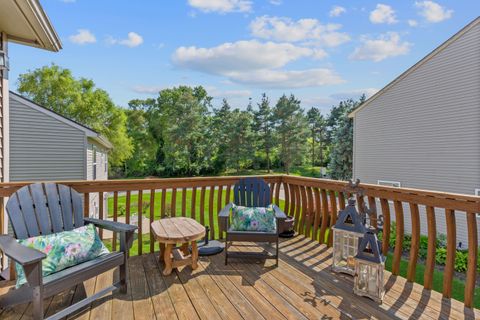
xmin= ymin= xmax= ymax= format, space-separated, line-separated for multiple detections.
xmin=10 ymin=97 xmax=85 ymax=181
xmin=353 ymin=22 xmax=480 ymax=247
xmin=86 ymin=140 xmax=109 ymax=218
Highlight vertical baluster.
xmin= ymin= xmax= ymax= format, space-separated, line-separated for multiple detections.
xmin=125 ymin=191 xmax=131 ymax=225
xmin=112 ymin=191 xmax=118 ymax=251
xmin=392 ymin=201 xmax=404 ymax=275
xmin=160 ymin=188 xmax=166 ymax=218
xmin=275 ymin=181 xmax=281 ymax=206
xmin=209 ymin=186 xmax=215 ymax=239
xmin=328 ymin=191 xmax=338 ymax=247
xmin=269 ymin=182 xmax=275 ymax=204
xmin=407 ymin=203 xmax=420 ymax=282
xmin=181 ymin=188 xmax=187 ymax=217
xmin=380 ymin=199 xmax=391 ymax=256
xmin=289 ymin=183 xmax=295 ymax=218
xmin=424 ymin=206 xmax=436 ymax=289
xmin=283 ymin=182 xmax=290 ymax=214
xmin=84 ymin=193 xmax=90 ymax=217
xmin=217 ymin=185 xmax=223 ymax=239
xmin=225 ymin=184 xmax=231 ymax=206
xmin=200 ymin=186 xmax=206 ymax=225
xmin=171 ymin=188 xmax=177 ymax=217
xmin=98 ymin=192 xmax=104 ymax=239
xmin=443 ymin=209 xmax=456 ymax=298
xmin=313 ymin=188 xmax=321 ymax=242
xmin=149 ymin=189 xmax=155 ymax=254
xmin=137 ymin=190 xmax=143 ymax=256
xmin=367 ymin=196 xmax=377 ymax=229
xmin=319 ymin=189 xmax=329 ymax=245
xmin=299 ymin=186 xmax=308 ymax=235
xmin=305 ymin=187 xmax=314 ymax=237
xmin=338 ymin=192 xmax=346 ymax=210
xmin=464 ymin=211 xmax=478 ymax=308
xmin=294 ymin=185 xmax=301 ymax=232
xmin=191 ymin=187 xmax=197 ymax=220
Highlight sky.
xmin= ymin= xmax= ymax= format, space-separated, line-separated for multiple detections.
xmin=8 ymin=0 xmax=480 ymax=113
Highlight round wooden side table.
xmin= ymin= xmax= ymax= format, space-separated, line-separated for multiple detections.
xmin=151 ymin=217 xmax=206 ymax=275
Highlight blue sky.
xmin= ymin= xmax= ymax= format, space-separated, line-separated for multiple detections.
xmin=8 ymin=0 xmax=480 ymax=112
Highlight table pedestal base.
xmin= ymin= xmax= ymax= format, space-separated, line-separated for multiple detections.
xmin=159 ymin=241 xmax=198 ymax=275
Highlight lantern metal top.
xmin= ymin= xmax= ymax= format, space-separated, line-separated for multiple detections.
xmin=333 ymin=198 xmax=367 ymax=234
xmin=355 ymin=230 xmax=385 ymax=264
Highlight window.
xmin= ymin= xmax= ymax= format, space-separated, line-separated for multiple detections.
xmin=377 ymin=180 xmax=401 ymax=188
xmin=475 ymin=189 xmax=480 ymax=196
xmin=92 ymin=146 xmax=97 ymax=180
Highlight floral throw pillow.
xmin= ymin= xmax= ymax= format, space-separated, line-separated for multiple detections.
xmin=15 ymin=223 xmax=109 ymax=287
xmin=230 ymin=204 xmax=276 ymax=232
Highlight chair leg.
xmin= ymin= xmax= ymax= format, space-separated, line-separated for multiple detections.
xmin=24 ymin=262 xmax=44 ymax=320
xmin=276 ymin=237 xmax=279 ymax=267
xmin=32 ymin=286 xmax=44 ymax=320
xmin=225 ymin=239 xmax=229 ymax=265
xmin=119 ymin=262 xmax=127 ymax=294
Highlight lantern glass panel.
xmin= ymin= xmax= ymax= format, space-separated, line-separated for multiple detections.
xmin=333 ymin=230 xmax=359 ymax=272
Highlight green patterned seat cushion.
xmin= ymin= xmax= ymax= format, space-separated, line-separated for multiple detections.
xmin=230 ymin=204 xmax=276 ymax=232
xmin=15 ymin=224 xmax=110 ymax=287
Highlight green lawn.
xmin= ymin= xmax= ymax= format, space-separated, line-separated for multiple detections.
xmin=106 ymin=189 xmax=479 ymax=308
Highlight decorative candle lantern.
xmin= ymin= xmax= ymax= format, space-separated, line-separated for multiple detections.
xmin=331 ymin=198 xmax=367 ymax=275
xmin=353 ymin=230 xmax=385 ymax=303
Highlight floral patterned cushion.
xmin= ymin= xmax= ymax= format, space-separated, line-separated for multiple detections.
xmin=15 ymin=224 xmax=109 ymax=287
xmin=230 ymin=204 xmax=276 ymax=232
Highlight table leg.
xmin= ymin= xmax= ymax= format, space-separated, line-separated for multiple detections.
xmin=163 ymin=244 xmax=174 ymax=275
xmin=191 ymin=241 xmax=198 ymax=270
xmin=159 ymin=243 xmax=166 ymax=262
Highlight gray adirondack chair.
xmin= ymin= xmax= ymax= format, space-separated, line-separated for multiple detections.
xmin=219 ymin=178 xmax=286 ymax=266
xmin=0 ymin=183 xmax=137 ymax=320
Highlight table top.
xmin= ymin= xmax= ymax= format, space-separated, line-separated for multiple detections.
xmin=151 ymin=217 xmax=206 ymax=243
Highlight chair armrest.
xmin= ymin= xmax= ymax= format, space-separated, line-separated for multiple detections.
xmin=84 ymin=218 xmax=137 ymax=233
xmin=272 ymin=205 xmax=287 ymax=220
xmin=218 ymin=203 xmax=233 ymax=233
xmin=0 ymin=235 xmax=46 ymax=266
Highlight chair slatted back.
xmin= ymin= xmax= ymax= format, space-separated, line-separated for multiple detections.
xmin=233 ymin=178 xmax=271 ymax=207
xmin=6 ymin=183 xmax=84 ymax=239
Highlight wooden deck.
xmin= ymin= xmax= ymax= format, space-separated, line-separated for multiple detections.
xmin=1 ymin=236 xmax=479 ymax=320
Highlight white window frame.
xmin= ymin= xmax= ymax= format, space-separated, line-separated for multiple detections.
xmin=377 ymin=180 xmax=401 ymax=188
xmin=92 ymin=146 xmax=97 ymax=180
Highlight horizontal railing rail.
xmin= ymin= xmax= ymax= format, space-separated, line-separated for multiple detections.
xmin=0 ymin=175 xmax=478 ymax=308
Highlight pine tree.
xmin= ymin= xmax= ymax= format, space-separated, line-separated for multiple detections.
xmin=306 ymin=107 xmax=326 ymax=168
xmin=253 ymin=93 xmax=275 ymax=172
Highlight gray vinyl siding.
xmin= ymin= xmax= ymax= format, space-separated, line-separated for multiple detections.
xmin=10 ymin=98 xmax=86 ymax=181
xmin=353 ymin=22 xmax=480 ymax=247
xmin=86 ymin=140 xmax=109 ymax=218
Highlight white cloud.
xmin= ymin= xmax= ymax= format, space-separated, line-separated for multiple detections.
xmin=69 ymin=29 xmax=96 ymax=45
xmin=369 ymin=4 xmax=398 ymax=24
xmin=132 ymin=85 xmax=251 ymax=99
xmin=173 ymin=40 xmax=325 ymax=74
xmin=415 ymin=1 xmax=452 ymax=23
xmin=350 ymin=32 xmax=411 ymax=62
xmin=187 ymin=0 xmax=252 ymax=13
xmin=329 ymin=6 xmax=346 ymax=17
xmin=408 ymin=19 xmax=418 ymax=27
xmin=269 ymin=0 xmax=282 ymax=5
xmin=250 ymin=16 xmax=350 ymax=47
xmin=107 ymin=32 xmax=143 ymax=48
xmin=172 ymin=40 xmax=343 ymax=88
xmin=228 ymin=68 xmax=344 ymax=88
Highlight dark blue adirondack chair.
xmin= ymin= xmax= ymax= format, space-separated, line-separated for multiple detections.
xmin=0 ymin=183 xmax=137 ymax=320
xmin=219 ymin=178 xmax=286 ymax=265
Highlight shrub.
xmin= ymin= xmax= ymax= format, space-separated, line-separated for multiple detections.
xmin=454 ymin=251 xmax=468 ymax=272
xmin=435 ymin=247 xmax=447 ymax=265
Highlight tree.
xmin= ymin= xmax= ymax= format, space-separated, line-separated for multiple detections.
xmin=253 ymin=93 xmax=275 ymax=172
xmin=153 ymin=86 xmax=213 ymax=176
xmin=225 ymin=109 xmax=254 ymax=172
xmin=17 ymin=64 xmax=133 ymax=167
xmin=327 ymin=96 xmax=365 ymax=180
xmin=306 ymin=107 xmax=326 ymax=168
xmin=211 ymin=99 xmax=232 ymax=173
xmin=273 ymin=94 xmax=306 ymax=174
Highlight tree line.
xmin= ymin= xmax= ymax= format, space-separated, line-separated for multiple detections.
xmin=16 ymin=65 xmax=365 ymax=180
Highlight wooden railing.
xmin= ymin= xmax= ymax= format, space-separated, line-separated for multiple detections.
xmin=0 ymin=175 xmax=478 ymax=307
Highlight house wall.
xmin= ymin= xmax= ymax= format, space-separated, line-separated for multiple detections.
xmin=86 ymin=140 xmax=109 ymax=218
xmin=353 ymin=22 xmax=480 ymax=247
xmin=9 ymin=96 xmax=86 ymax=181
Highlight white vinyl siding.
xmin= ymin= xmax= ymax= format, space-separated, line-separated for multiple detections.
xmin=86 ymin=140 xmax=109 ymax=218
xmin=10 ymin=98 xmax=85 ymax=181
xmin=353 ymin=22 xmax=480 ymax=247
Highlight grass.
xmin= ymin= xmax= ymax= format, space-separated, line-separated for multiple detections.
xmin=106 ymin=188 xmax=479 ymax=308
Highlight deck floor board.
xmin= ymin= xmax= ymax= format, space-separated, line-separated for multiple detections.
xmin=1 ymin=236 xmax=478 ymax=320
